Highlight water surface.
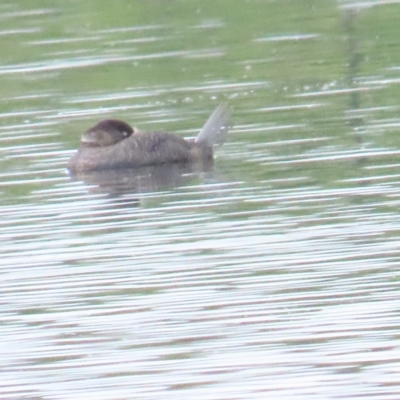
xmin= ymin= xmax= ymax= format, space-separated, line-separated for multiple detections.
xmin=2 ymin=1 xmax=400 ymax=399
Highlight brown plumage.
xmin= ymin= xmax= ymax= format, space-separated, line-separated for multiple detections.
xmin=67 ymin=104 xmax=231 ymax=172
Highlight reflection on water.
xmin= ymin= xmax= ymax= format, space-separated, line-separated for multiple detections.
xmin=2 ymin=0 xmax=400 ymax=399
xmin=69 ymin=162 xmax=214 ymax=197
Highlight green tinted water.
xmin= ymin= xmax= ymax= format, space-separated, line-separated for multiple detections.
xmin=2 ymin=1 xmax=400 ymax=399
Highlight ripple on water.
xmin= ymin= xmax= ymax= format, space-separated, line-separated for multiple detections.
xmin=2 ymin=148 xmax=400 ymax=393
xmin=2 ymin=1 xmax=400 ymax=398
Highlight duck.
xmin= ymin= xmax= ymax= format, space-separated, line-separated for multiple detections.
xmin=67 ymin=103 xmax=231 ymax=172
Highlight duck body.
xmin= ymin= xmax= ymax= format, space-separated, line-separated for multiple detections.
xmin=67 ymin=104 xmax=231 ymax=172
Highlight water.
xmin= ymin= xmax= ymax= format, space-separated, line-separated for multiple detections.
xmin=2 ymin=0 xmax=400 ymax=399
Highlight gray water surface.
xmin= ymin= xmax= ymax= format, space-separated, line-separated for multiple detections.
xmin=2 ymin=1 xmax=400 ymax=399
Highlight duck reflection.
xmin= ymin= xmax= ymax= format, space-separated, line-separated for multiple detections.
xmin=68 ymin=161 xmax=214 ymax=197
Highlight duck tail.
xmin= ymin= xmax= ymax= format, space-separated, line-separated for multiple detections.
xmin=195 ymin=103 xmax=232 ymax=146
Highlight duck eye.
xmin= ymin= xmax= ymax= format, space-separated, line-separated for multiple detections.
xmin=122 ymin=131 xmax=129 ymax=137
